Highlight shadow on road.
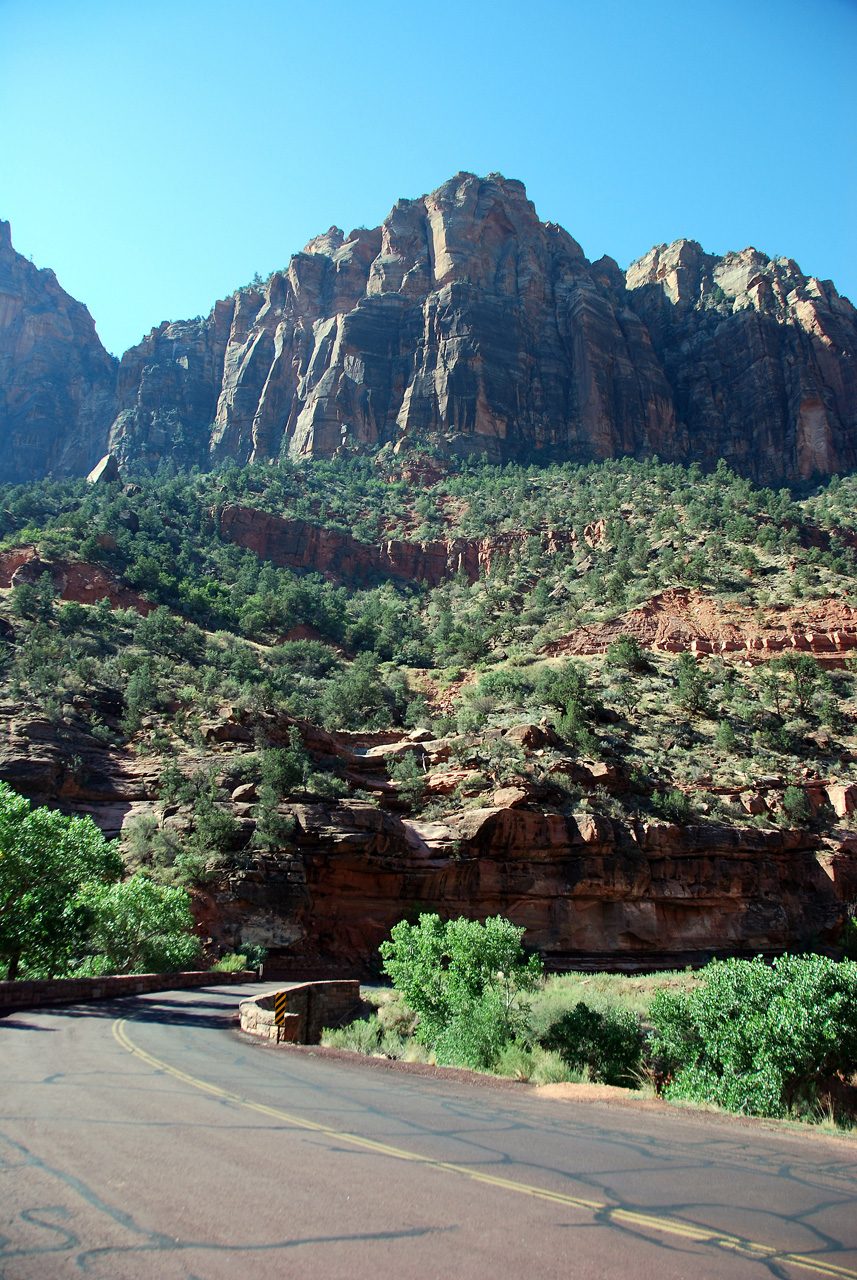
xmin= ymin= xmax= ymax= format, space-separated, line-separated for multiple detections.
xmin=0 ymin=988 xmax=257 ymax=1031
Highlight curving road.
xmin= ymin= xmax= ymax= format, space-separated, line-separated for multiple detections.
xmin=1 ymin=982 xmax=856 ymax=1280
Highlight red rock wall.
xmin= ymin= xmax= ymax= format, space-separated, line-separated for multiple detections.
xmin=217 ymin=503 xmax=568 ymax=586
xmin=199 ymin=800 xmax=852 ymax=975
xmin=0 ymin=548 xmax=152 ymax=614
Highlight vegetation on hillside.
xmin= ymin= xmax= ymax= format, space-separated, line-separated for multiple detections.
xmin=1 ymin=450 xmax=857 ymax=897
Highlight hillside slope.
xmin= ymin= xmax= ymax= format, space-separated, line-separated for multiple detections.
xmin=0 ymin=452 xmax=855 ymax=972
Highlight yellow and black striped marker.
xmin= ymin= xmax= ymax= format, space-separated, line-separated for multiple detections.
xmin=273 ymin=990 xmax=289 ymax=1042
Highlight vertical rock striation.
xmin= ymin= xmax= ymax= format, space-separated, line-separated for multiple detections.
xmin=625 ymin=239 xmax=857 ymax=481
xmin=108 ymin=173 xmax=679 ymax=472
xmin=1 ymin=175 xmax=856 ymax=484
xmin=0 ymin=220 xmax=117 ymax=483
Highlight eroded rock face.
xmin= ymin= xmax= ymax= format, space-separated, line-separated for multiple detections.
xmin=105 ymin=173 xmax=677 ymax=472
xmin=0 ymin=547 xmax=152 ymax=613
xmin=625 ymin=240 xmax=857 ymax=481
xmin=0 ymin=700 xmax=850 ymax=974
xmin=542 ymin=587 xmax=857 ymax=664
xmin=0 ymin=220 xmax=117 ymax=484
xmin=5 ymin=174 xmax=854 ymax=484
xmin=216 ymin=503 xmax=572 ymax=587
xmin=206 ymin=799 xmax=851 ymax=974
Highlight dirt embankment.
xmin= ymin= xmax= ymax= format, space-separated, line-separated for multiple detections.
xmin=0 ymin=547 xmax=152 ymax=614
xmin=542 ymin=589 xmax=857 ymax=664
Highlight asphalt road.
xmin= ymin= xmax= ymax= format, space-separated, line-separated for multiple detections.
xmin=1 ymin=982 xmax=856 ymax=1280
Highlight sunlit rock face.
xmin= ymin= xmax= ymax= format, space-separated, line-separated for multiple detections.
xmin=3 ymin=174 xmax=856 ymax=484
xmin=107 ymin=172 xmax=679 ymax=473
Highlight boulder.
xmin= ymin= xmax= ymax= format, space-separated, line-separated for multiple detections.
xmin=231 ymin=782 xmax=258 ymax=804
xmin=504 ymin=723 xmax=558 ymax=749
xmin=86 ymin=454 xmax=120 ymax=484
xmin=826 ymin=782 xmax=857 ymax=818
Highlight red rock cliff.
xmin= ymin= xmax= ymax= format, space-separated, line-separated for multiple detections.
xmin=3 ymin=175 xmax=855 ymax=484
xmin=0 ymin=219 xmax=117 ymax=483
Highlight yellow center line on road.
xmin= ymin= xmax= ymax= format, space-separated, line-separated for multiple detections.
xmin=112 ymin=1018 xmax=857 ymax=1279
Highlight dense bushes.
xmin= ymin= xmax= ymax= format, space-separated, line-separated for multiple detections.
xmin=541 ymin=1002 xmax=643 ymax=1086
xmin=379 ymin=913 xmax=542 ymax=1069
xmin=649 ymin=954 xmax=857 ymax=1119
xmin=332 ymin=916 xmax=857 ymax=1126
xmin=0 ymin=782 xmax=202 ymax=979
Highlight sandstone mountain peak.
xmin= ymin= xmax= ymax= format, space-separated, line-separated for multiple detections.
xmin=1 ymin=174 xmax=855 ymax=484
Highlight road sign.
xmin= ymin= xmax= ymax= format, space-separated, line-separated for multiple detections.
xmin=274 ymin=990 xmax=289 ymax=1042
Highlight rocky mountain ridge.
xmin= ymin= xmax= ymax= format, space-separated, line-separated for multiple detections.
xmin=2 ymin=174 xmax=855 ymax=485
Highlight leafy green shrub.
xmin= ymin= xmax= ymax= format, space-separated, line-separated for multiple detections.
xmin=474 ymin=668 xmax=534 ymax=702
xmin=715 ymin=720 xmax=739 ymax=752
xmin=605 ymin=633 xmax=647 ymax=672
xmin=539 ymin=1001 xmax=643 ymax=1086
xmin=379 ymin=913 xmax=543 ymax=1069
xmin=652 ymin=788 xmax=693 ymax=824
xmin=649 ymin=954 xmax=857 ymax=1118
xmin=782 ymin=785 xmax=812 ymax=824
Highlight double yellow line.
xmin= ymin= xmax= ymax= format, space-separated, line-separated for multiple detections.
xmin=112 ymin=1018 xmax=857 ymax=1279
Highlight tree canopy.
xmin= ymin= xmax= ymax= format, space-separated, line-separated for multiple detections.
xmin=0 ymin=782 xmax=122 ymax=979
xmin=0 ymin=783 xmax=201 ymax=979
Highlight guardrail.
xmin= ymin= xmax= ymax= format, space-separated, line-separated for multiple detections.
xmin=239 ymin=981 xmax=361 ymax=1044
xmin=0 ymin=969 xmax=259 ymax=1013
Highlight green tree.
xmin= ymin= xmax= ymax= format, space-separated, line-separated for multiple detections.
xmin=76 ymin=874 xmax=202 ymax=974
xmin=649 ymin=955 xmax=857 ymax=1119
xmin=320 ymin=654 xmax=393 ymax=730
xmin=389 ymin=750 xmax=427 ymax=809
xmin=782 ymin=785 xmax=812 ymax=825
xmin=0 ymin=783 xmax=122 ymax=979
xmin=674 ymin=651 xmax=710 ymax=715
xmin=773 ymin=653 xmax=821 ymax=715
xmin=536 ymin=661 xmax=598 ymax=749
xmin=605 ymin=633 xmax=647 ymax=672
xmin=379 ymin=913 xmax=543 ymax=1068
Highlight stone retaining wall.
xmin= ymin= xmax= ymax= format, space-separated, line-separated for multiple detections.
xmin=0 ymin=969 xmax=257 ymax=1013
xmin=239 ymin=981 xmax=361 ymax=1044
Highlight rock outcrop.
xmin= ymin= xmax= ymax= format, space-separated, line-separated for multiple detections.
xmin=625 ymin=240 xmax=857 ymax=481
xmin=202 ymin=799 xmax=852 ymax=975
xmin=0 ymin=547 xmax=152 ymax=614
xmin=2 ymin=175 xmax=855 ymax=484
xmin=217 ymin=503 xmax=573 ymax=587
xmin=542 ymin=587 xmax=857 ymax=664
xmin=0 ymin=696 xmax=852 ymax=975
xmin=0 ymin=220 xmax=117 ymax=484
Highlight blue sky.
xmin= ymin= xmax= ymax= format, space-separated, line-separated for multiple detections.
xmin=1 ymin=0 xmax=855 ymax=356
